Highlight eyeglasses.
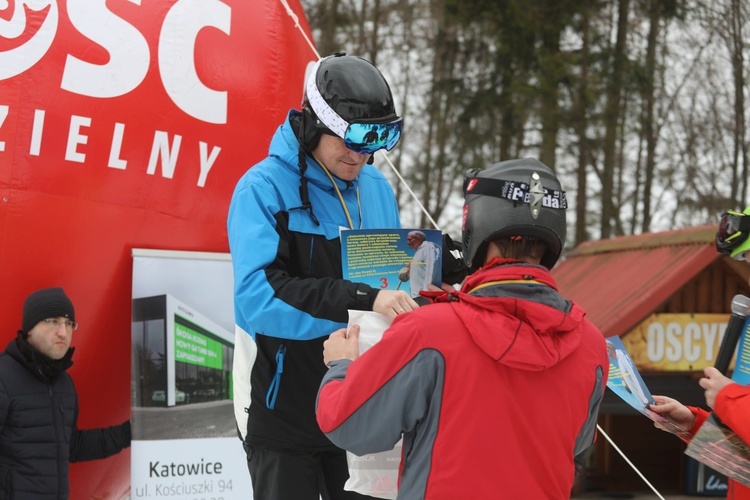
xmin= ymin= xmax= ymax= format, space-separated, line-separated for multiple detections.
xmin=42 ymin=318 xmax=78 ymax=331
xmin=716 ymin=210 xmax=750 ymax=256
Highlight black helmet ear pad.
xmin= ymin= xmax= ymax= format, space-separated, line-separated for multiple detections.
xmin=299 ymin=107 xmax=326 ymax=152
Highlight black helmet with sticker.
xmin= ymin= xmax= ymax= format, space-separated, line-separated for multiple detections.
xmin=299 ymin=53 xmax=401 ymax=152
xmin=461 ymin=158 xmax=567 ymax=270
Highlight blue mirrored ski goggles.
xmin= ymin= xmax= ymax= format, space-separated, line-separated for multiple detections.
xmin=342 ymin=119 xmax=403 ymax=155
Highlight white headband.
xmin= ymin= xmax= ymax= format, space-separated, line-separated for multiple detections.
xmin=305 ymin=58 xmax=350 ymax=139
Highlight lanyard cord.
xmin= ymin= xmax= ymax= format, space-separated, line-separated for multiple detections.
xmin=312 ymin=154 xmax=362 ymax=230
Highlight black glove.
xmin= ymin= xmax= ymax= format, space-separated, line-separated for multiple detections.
xmin=441 ymin=233 xmax=469 ymax=286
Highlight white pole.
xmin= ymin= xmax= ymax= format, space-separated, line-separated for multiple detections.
xmin=597 ymin=424 xmax=666 ymax=500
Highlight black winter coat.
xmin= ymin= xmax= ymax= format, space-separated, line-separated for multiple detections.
xmin=0 ymin=338 xmax=131 ymax=499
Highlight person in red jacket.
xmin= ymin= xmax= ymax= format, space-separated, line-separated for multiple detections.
xmin=651 ymin=206 xmax=750 ymax=499
xmin=316 ymin=158 xmax=609 ymax=499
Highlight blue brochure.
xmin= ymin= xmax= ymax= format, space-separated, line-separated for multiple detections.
xmin=341 ymin=228 xmax=442 ymax=299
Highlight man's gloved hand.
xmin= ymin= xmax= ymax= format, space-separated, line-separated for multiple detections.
xmin=441 ymin=233 xmax=468 ymax=286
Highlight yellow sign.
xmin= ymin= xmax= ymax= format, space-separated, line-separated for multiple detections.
xmin=623 ymin=313 xmax=730 ymax=372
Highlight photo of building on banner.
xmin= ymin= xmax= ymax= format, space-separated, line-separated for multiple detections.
xmin=341 ymin=228 xmax=442 ymax=299
xmin=605 ymin=336 xmax=691 ymax=440
xmin=131 ymin=250 xmax=252 ymax=499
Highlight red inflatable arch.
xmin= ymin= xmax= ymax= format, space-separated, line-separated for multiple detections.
xmin=0 ymin=0 xmax=314 ymax=497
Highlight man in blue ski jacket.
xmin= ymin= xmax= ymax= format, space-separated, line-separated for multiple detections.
xmin=227 ymin=53 xmax=418 ymax=499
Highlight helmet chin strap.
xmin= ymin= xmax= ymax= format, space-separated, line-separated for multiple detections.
xmin=288 ymin=112 xmax=320 ymax=226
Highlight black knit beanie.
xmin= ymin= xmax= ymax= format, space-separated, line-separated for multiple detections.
xmin=22 ymin=287 xmax=75 ymax=335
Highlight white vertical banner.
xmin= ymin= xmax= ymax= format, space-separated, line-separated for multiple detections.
xmin=131 ymin=249 xmax=252 ymax=499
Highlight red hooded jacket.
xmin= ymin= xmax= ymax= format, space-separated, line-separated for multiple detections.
xmin=317 ymin=260 xmax=609 ymax=499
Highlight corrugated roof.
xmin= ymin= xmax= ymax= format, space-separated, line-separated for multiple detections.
xmin=551 ymin=225 xmax=719 ymax=338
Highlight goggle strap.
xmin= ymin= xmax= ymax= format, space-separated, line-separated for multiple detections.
xmin=463 ymin=177 xmax=567 ymax=210
xmin=305 ymin=58 xmax=349 ymax=139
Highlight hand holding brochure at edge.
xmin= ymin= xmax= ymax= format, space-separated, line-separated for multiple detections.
xmin=605 ymin=336 xmax=692 ymax=440
xmin=680 ymin=321 xmax=750 ymax=488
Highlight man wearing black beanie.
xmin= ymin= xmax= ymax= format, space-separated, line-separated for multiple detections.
xmin=0 ymin=287 xmax=131 ymax=498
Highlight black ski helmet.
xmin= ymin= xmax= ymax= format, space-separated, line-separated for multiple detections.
xmin=300 ymin=53 xmax=400 ymax=151
xmin=461 ymin=158 xmax=568 ymax=270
